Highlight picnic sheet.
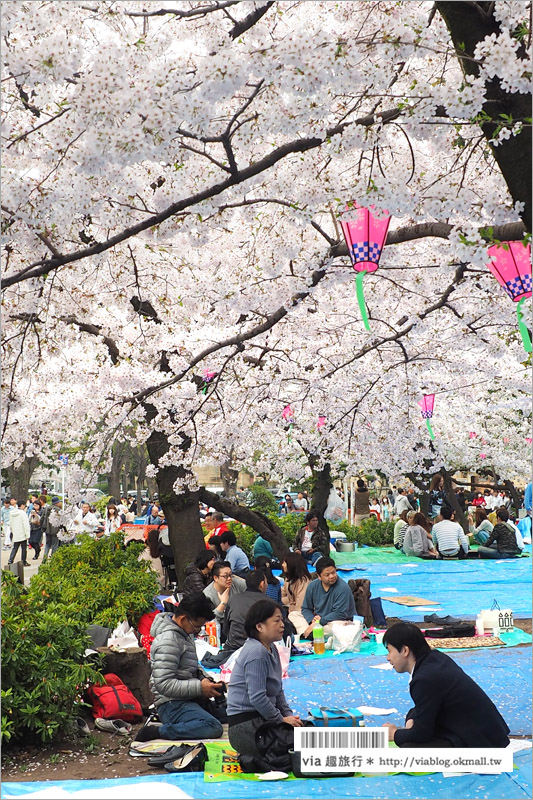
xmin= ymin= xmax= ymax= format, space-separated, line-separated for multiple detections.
xmin=2 ymin=750 xmax=531 ymax=800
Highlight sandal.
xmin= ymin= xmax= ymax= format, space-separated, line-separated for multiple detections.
xmin=163 ymin=743 xmax=208 ymax=773
xmin=95 ymin=718 xmax=133 ymax=736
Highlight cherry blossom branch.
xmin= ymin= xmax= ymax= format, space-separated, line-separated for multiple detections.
xmin=124 ymin=1 xmax=242 ymax=20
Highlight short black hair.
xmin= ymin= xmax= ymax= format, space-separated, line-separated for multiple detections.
xmin=246 ymin=569 xmax=266 ymax=590
xmin=211 ymin=560 xmax=232 ymax=577
xmin=440 ymin=506 xmax=453 ymax=520
xmin=195 ymin=550 xmax=215 ymax=570
xmin=219 ymin=530 xmax=237 ymax=546
xmin=383 ymin=622 xmax=430 ymax=659
xmin=304 ymin=510 xmax=319 ymax=524
xmin=356 ymin=479 xmax=366 ymax=489
xmin=496 ymin=507 xmax=509 ymax=522
xmin=315 ymin=556 xmax=336 ymax=574
xmin=244 ymin=599 xmax=282 ymax=639
xmin=175 ymin=592 xmax=215 ymax=621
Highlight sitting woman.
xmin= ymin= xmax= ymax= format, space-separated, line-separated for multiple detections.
xmin=393 ymin=510 xmax=411 ymax=550
xmin=468 ymin=508 xmax=494 ymax=545
xmin=254 ymin=556 xmax=282 ymax=603
xmin=227 ymin=599 xmax=303 ymax=773
xmin=478 ymin=508 xmax=522 ymax=559
xmin=183 ymin=551 xmax=216 ymax=596
xmin=402 ymin=512 xmax=438 ymax=559
xmin=138 ymin=528 xmax=166 ymax=588
xmin=280 ymin=552 xmax=311 ymax=635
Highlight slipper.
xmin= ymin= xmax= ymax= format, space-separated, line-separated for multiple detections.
xmin=95 ymin=718 xmax=133 ymax=736
xmin=163 ymin=743 xmax=208 ymax=773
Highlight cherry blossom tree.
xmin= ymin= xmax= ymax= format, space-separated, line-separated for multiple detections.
xmin=2 ymin=1 xmax=531 ymax=581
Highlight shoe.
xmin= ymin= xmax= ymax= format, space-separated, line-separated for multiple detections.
xmin=23 ymin=562 xmax=30 ymax=567
xmin=32 ymin=556 xmax=39 ymax=560
xmin=163 ymin=743 xmax=208 ymax=773
xmin=76 ymin=717 xmax=91 ymax=736
xmin=147 ymin=745 xmax=191 ymax=767
xmin=95 ymin=718 xmax=132 ymax=736
xmin=134 ymin=722 xmax=163 ymax=742
xmin=6 ymin=561 xmax=13 ymax=566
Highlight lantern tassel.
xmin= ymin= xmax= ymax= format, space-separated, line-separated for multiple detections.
xmin=425 ymin=418 xmax=435 ymax=440
xmin=288 ymin=423 xmax=293 ymax=444
xmin=516 ymin=299 xmax=532 ymax=353
xmin=355 ymin=270 xmax=370 ymax=331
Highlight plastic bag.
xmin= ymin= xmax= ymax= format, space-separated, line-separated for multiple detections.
xmin=219 ymin=645 xmax=244 ymax=683
xmin=324 ymin=488 xmax=347 ymax=522
xmin=331 ymin=620 xmax=362 ymax=654
xmin=273 ymin=637 xmax=291 ymax=679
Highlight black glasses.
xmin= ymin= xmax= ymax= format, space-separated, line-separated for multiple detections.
xmin=186 ymin=617 xmax=203 ymax=632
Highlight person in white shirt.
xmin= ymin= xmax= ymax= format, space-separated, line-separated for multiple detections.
xmin=431 ymin=507 xmax=469 ymax=558
xmin=393 ymin=489 xmax=411 ymax=517
xmin=70 ymin=502 xmax=99 ymax=537
xmin=293 ymin=492 xmax=308 ymax=512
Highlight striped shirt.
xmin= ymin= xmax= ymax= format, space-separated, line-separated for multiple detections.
xmin=432 ymin=520 xmax=469 ymax=555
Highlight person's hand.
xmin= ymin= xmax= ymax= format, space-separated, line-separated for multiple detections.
xmin=294 ymin=549 xmax=301 ymax=554
xmin=218 ymin=586 xmax=230 ymax=604
xmin=405 ymin=719 xmax=414 ymax=729
xmin=303 ymin=619 xmax=318 ymax=638
xmin=382 ymin=723 xmax=397 ymax=741
xmin=282 ymin=715 xmax=304 ymax=727
xmin=308 ymin=548 xmax=314 ymax=554
xmin=201 ymin=679 xmax=223 ymax=698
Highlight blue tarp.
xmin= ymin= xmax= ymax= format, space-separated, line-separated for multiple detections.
xmin=2 ymin=750 xmax=531 ymax=799
xmin=286 ymin=645 xmax=532 ymax=735
xmin=331 ymin=558 xmax=532 ymax=619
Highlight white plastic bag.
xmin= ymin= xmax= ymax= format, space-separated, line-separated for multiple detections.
xmin=273 ymin=637 xmax=291 ymax=679
xmin=331 ymin=621 xmax=362 ymax=654
xmin=324 ymin=488 xmax=347 ymax=522
xmin=219 ymin=645 xmax=244 ymax=683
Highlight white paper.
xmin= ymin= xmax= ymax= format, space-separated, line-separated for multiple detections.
xmin=194 ymin=640 xmax=219 ymax=659
xmin=386 ymin=572 xmax=402 ymax=576
xmin=410 ymin=607 xmax=443 ymax=611
xmin=379 ymin=587 xmax=399 ymax=593
xmin=356 ymin=706 xmax=398 ymax=715
xmin=370 ymin=662 xmax=394 ymax=670
xmin=402 ymin=564 xmax=419 ymax=568
xmin=508 ymin=739 xmax=532 ymax=753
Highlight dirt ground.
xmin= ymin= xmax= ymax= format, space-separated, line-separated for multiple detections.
xmin=3 ymin=618 xmax=531 ymax=784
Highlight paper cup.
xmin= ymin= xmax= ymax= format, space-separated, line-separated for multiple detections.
xmin=375 ymin=632 xmax=385 ymax=645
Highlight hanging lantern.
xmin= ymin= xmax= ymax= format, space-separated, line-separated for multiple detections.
xmin=317 ymin=415 xmax=326 ymax=430
xmin=418 ymin=394 xmax=435 ymax=440
xmin=340 ymin=202 xmax=391 ymax=331
xmin=479 ymin=452 xmax=487 ymax=460
xmin=469 ymin=431 xmax=477 ymax=439
xmin=202 ymin=368 xmax=216 ymax=394
xmin=486 ymin=241 xmax=532 ymax=353
xmin=526 ymin=437 xmax=532 ymax=445
xmin=282 ymin=404 xmax=295 ymax=442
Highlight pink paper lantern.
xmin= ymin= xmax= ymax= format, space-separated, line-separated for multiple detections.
xmin=486 ymin=241 xmax=532 ymax=302
xmin=340 ymin=202 xmax=391 ymax=274
xmin=418 ymin=394 xmax=435 ymax=419
xmin=469 ymin=432 xmax=477 ymax=439
xmin=203 ymin=368 xmax=216 ymax=382
xmin=479 ymin=453 xmax=487 ymax=460
xmin=526 ymin=437 xmax=532 ymax=445
xmin=317 ymin=415 xmax=326 ymax=429
xmin=503 ymin=437 xmax=510 ymax=444
xmin=282 ymin=404 xmax=294 ymax=422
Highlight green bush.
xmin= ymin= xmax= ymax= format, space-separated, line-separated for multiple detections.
xmin=246 ymin=484 xmax=279 ymax=516
xmin=1 ymin=572 xmax=103 ymax=746
xmin=95 ymin=494 xmax=111 ymax=517
xmin=28 ymin=532 xmax=159 ymax=628
xmin=331 ymin=516 xmax=394 ymax=546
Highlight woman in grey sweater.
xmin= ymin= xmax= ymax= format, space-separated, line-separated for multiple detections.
xmin=227 ymin=599 xmax=303 ymax=771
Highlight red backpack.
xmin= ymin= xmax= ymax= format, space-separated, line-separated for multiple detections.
xmin=87 ymin=673 xmax=143 ymax=722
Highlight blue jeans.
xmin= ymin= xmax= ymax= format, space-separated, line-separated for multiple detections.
xmin=303 ymin=550 xmax=322 ymax=565
xmin=157 ymin=699 xmax=224 ymax=740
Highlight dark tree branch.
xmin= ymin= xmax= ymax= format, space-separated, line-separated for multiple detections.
xmin=229 ymin=2 xmax=274 ymax=39
xmin=60 ymin=316 xmax=120 ymax=364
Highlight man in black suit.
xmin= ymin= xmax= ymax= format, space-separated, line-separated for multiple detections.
xmin=382 ymin=623 xmax=510 ymax=748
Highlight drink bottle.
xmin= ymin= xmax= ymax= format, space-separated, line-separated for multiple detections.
xmin=312 ymin=621 xmax=325 ymax=654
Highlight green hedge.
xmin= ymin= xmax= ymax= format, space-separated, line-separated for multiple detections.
xmin=230 ymin=513 xmax=393 ymax=557
xmin=1 ymin=532 xmax=159 ymax=746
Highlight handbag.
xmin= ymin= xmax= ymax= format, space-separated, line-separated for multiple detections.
xmin=255 ymin=719 xmax=294 ymax=771
xmin=308 ymin=706 xmax=364 ymax=727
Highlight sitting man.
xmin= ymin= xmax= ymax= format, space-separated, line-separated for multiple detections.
xmin=478 ymin=507 xmax=522 ymax=559
xmin=431 ymin=506 xmax=469 ymax=558
xmin=202 ymin=569 xmax=268 ymax=668
xmin=298 ymin=557 xmax=356 ymax=639
xmin=383 ymin=623 xmax=510 ymax=748
xmin=218 ymin=530 xmax=251 ymax=577
xmin=293 ymin=510 xmax=330 ymax=565
xmin=203 ymin=561 xmax=246 ymax=621
xmin=137 ymin=593 xmax=226 ymax=741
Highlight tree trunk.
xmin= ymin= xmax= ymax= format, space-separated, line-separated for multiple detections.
xmin=310 ymin=463 xmax=333 ymax=533
xmin=107 ymin=441 xmax=126 ymax=501
xmin=441 ymin=468 xmax=468 ymax=534
xmin=7 ymin=454 xmax=39 ymax=501
xmin=199 ymin=488 xmax=290 ymax=561
xmin=436 ymin=1 xmax=532 ymax=232
xmin=143 ymin=404 xmax=205 ymax=589
xmin=220 ymin=459 xmax=239 ymax=499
